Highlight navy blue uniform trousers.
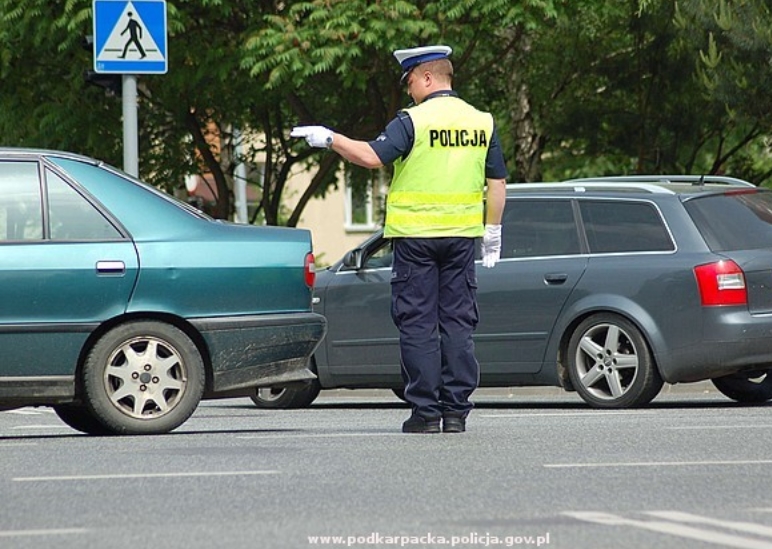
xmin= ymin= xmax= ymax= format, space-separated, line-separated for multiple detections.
xmin=390 ymin=237 xmax=480 ymax=420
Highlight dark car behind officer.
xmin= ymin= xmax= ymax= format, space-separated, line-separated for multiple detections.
xmin=291 ymin=45 xmax=508 ymax=433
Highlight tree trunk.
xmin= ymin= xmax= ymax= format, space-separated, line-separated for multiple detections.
xmin=505 ymin=27 xmax=544 ymax=183
xmin=185 ymin=110 xmax=231 ymax=219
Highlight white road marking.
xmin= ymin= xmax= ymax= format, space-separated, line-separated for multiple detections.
xmin=237 ymin=432 xmax=404 ymax=440
xmin=0 ymin=528 xmax=88 ymax=538
xmin=545 ymin=459 xmax=772 ymax=468
xmin=667 ymin=425 xmax=772 ymax=430
xmin=12 ymin=425 xmax=69 ymax=430
xmin=565 ymin=511 xmax=772 ymax=549
xmin=1 ymin=408 xmax=55 ymax=415
xmin=646 ymin=511 xmax=772 ymax=537
xmin=481 ymin=411 xmax=656 ymax=418
xmin=13 ymin=470 xmax=279 ymax=482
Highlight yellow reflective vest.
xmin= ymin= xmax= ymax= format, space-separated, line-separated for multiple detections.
xmin=384 ymin=95 xmax=493 ymax=238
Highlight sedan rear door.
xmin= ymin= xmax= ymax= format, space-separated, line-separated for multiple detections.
xmin=0 ymin=159 xmax=138 ymax=380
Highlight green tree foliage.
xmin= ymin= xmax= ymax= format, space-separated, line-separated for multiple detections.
xmin=672 ymin=0 xmax=772 ymax=182
xmin=241 ymin=0 xmax=559 ymax=207
xmin=0 ymin=0 xmax=770 ymax=232
xmin=677 ymin=0 xmax=772 ymax=119
xmin=0 ymin=1 xmax=122 ymax=161
xmin=505 ymin=1 xmax=772 ymax=183
xmin=0 ymin=0 xmax=324 ymax=223
xmin=531 ymin=2 xmax=710 ymax=177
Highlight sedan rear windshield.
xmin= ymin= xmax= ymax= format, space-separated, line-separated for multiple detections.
xmin=685 ymin=190 xmax=772 ymax=251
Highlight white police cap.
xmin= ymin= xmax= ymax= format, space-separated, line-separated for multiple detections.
xmin=393 ymin=45 xmax=452 ymax=83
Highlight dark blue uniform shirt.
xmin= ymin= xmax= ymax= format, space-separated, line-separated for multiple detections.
xmin=368 ymin=91 xmax=509 ymax=180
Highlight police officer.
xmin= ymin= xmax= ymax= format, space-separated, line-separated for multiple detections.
xmin=291 ymin=45 xmax=507 ymax=434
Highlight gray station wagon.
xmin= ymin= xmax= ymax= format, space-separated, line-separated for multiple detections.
xmin=253 ymin=175 xmax=772 ymax=409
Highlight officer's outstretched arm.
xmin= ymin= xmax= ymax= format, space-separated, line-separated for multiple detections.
xmin=291 ymin=125 xmax=383 ymax=169
xmin=330 ymin=134 xmax=384 ymax=169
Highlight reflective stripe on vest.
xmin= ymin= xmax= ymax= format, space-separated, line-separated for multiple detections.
xmin=385 ymin=96 xmax=493 ymax=238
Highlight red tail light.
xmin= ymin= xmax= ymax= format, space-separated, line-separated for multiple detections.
xmin=694 ymin=260 xmax=747 ymax=306
xmin=304 ymin=253 xmax=316 ymax=288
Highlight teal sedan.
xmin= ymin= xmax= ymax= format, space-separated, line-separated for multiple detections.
xmin=0 ymin=149 xmax=326 ymax=435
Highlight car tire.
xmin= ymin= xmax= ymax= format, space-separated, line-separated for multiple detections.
xmin=711 ymin=370 xmax=772 ymax=403
xmin=82 ymin=321 xmax=205 ymax=435
xmin=53 ymin=404 xmax=112 ymax=435
xmin=250 ymin=379 xmax=321 ymax=409
xmin=567 ymin=313 xmax=663 ymax=408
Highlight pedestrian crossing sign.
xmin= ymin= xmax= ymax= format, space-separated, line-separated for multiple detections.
xmin=93 ymin=0 xmax=167 ymax=74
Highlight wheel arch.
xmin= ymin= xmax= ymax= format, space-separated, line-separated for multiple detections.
xmin=74 ymin=313 xmax=214 ymax=399
xmin=553 ymin=295 xmax=666 ymax=388
xmin=249 ymin=357 xmax=322 ymax=409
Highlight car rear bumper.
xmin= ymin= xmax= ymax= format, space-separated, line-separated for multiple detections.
xmin=659 ymin=309 xmax=772 ymax=383
xmin=191 ymin=312 xmax=327 ymax=395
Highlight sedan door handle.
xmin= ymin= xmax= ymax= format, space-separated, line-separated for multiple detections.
xmin=96 ymin=260 xmax=126 ymax=275
xmin=544 ymin=273 xmax=568 ymax=285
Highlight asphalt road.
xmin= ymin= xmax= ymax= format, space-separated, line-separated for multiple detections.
xmin=3 ymin=384 xmax=772 ymax=549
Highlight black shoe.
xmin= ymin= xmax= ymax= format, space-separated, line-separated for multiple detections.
xmin=402 ymin=415 xmax=441 ymax=434
xmin=443 ymin=416 xmax=466 ymax=433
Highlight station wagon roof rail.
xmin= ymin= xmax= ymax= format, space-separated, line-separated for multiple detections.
xmin=567 ymin=174 xmax=755 ymax=187
xmin=505 ymin=181 xmax=676 ymax=194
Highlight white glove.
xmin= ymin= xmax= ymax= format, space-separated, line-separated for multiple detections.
xmin=290 ymin=125 xmax=333 ymax=148
xmin=481 ymin=224 xmax=502 ymax=268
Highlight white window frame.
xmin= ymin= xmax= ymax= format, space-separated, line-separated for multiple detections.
xmin=344 ymin=168 xmax=387 ymax=232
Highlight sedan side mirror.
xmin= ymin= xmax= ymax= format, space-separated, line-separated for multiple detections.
xmin=343 ymin=249 xmax=363 ymax=270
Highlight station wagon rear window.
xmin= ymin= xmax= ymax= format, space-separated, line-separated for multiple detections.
xmin=685 ymin=190 xmax=772 ymax=252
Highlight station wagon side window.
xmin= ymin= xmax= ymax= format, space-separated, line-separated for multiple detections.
xmin=46 ymin=169 xmax=122 ymax=240
xmin=580 ymin=200 xmax=674 ymax=253
xmin=0 ymin=161 xmax=43 ymax=241
xmin=501 ymin=199 xmax=580 ymax=258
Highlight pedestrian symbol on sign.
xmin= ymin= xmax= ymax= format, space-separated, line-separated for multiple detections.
xmin=119 ymin=12 xmax=146 ymax=59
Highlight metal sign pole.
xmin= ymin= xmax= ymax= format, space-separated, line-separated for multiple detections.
xmin=233 ymin=127 xmax=249 ymax=223
xmin=93 ymin=0 xmax=167 ymax=178
xmin=122 ymin=75 xmax=139 ymax=177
